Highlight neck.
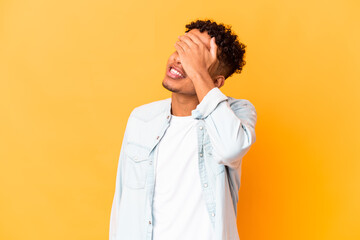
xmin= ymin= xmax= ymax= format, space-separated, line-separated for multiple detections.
xmin=170 ymin=92 xmax=199 ymax=116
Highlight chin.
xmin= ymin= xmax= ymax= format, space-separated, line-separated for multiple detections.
xmin=162 ymin=80 xmax=180 ymax=93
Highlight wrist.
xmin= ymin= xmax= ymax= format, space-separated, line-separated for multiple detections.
xmin=192 ymin=69 xmax=213 ymax=83
xmin=191 ymin=70 xmax=216 ymax=103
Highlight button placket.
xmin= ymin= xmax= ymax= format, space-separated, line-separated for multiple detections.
xmin=197 ymin=121 xmax=215 ymax=228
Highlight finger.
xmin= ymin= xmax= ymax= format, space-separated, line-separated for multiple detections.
xmin=178 ymin=35 xmax=198 ymax=49
xmin=184 ymin=32 xmax=203 ymax=47
xmin=174 ymin=41 xmax=185 ymax=54
xmin=177 ymin=38 xmax=190 ymax=50
xmin=175 ymin=40 xmax=189 ymax=52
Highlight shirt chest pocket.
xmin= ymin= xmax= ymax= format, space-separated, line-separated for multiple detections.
xmin=124 ymin=143 xmax=151 ymax=189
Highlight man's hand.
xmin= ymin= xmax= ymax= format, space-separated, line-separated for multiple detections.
xmin=174 ymin=32 xmax=219 ymax=81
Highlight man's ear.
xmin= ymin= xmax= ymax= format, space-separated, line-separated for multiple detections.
xmin=214 ymin=75 xmax=225 ymax=88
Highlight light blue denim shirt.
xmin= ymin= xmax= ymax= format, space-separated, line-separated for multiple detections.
xmin=109 ymin=87 xmax=257 ymax=240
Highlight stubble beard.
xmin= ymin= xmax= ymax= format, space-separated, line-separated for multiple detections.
xmin=162 ymin=79 xmax=180 ymax=93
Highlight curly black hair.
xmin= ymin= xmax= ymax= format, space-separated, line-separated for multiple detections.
xmin=185 ymin=19 xmax=246 ymax=79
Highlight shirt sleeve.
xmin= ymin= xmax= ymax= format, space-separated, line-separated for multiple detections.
xmin=192 ymin=87 xmax=257 ymax=169
xmin=191 ymin=87 xmax=228 ymax=119
xmin=109 ymin=113 xmax=131 ymax=240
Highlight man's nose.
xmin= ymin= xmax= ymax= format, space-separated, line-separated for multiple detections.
xmin=174 ymin=52 xmax=181 ymax=64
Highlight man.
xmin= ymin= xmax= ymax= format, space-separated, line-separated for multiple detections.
xmin=109 ymin=19 xmax=257 ymax=240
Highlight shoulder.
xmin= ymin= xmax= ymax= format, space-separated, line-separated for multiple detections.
xmin=227 ymin=96 xmax=256 ymax=112
xmin=129 ymin=98 xmax=171 ymax=122
xmin=226 ymin=96 xmax=257 ymax=125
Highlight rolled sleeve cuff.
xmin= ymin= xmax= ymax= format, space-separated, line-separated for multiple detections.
xmin=191 ymin=87 xmax=228 ymax=119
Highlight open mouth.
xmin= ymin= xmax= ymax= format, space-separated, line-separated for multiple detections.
xmin=167 ymin=67 xmax=186 ymax=79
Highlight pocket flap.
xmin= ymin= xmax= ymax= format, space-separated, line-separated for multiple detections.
xmin=125 ymin=143 xmax=150 ymax=162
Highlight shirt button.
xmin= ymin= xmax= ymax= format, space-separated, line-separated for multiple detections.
xmin=199 ymin=126 xmax=203 ymax=130
xmin=200 ymin=153 xmax=203 ymax=157
xmin=156 ymin=136 xmax=159 ymax=140
xmin=211 ymin=213 xmax=215 ymax=217
xmin=149 ymin=220 xmax=152 ymax=224
xmin=204 ymin=183 xmax=208 ymax=188
xmin=167 ymin=115 xmax=170 ymax=119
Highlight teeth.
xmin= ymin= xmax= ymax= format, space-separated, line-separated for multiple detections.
xmin=170 ymin=68 xmax=184 ymax=77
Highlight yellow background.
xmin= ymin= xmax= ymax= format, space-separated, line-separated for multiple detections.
xmin=1 ymin=0 xmax=359 ymax=239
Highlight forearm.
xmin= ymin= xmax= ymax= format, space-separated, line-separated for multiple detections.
xmin=205 ymin=99 xmax=256 ymax=168
xmin=191 ymin=87 xmax=257 ymax=169
xmin=191 ymin=70 xmax=216 ymax=103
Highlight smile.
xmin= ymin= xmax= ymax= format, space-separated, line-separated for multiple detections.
xmin=167 ymin=67 xmax=186 ymax=79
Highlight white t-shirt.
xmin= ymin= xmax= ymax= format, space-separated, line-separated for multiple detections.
xmin=152 ymin=114 xmax=215 ymax=240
